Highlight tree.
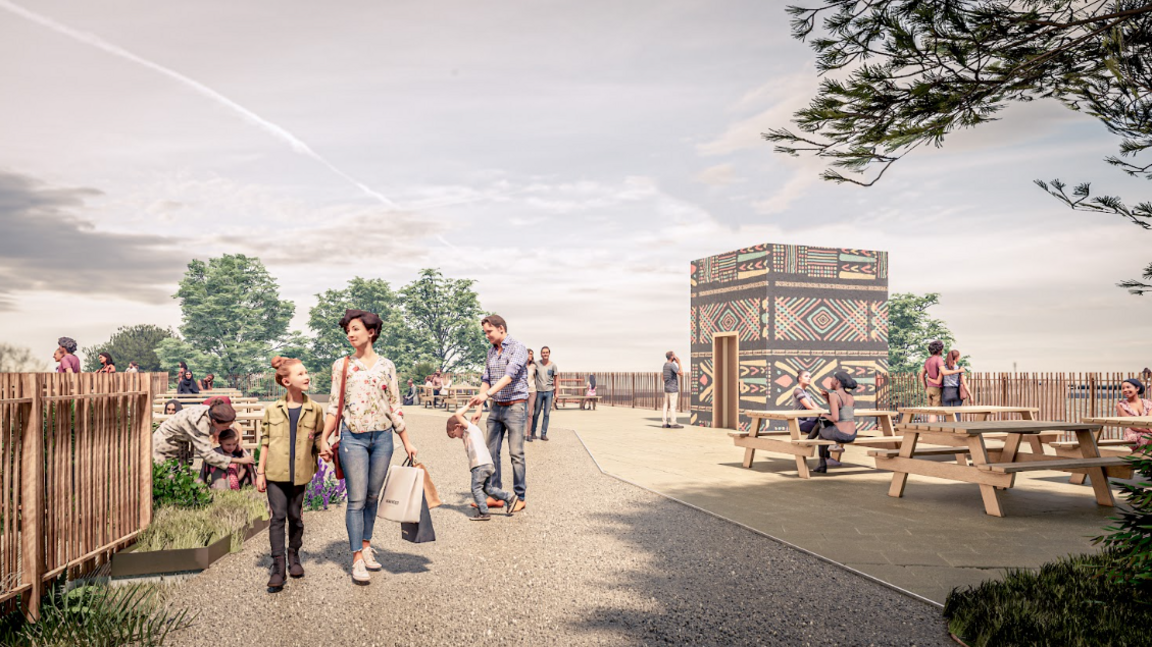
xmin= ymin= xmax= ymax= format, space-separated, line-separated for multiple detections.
xmin=154 ymin=337 xmax=224 ymax=379
xmin=306 ymin=277 xmax=401 ymax=392
xmin=81 ymin=324 xmax=177 ymax=372
xmin=173 ymin=255 xmax=294 ymax=383
xmin=1095 ymin=443 xmax=1152 ymax=586
xmin=397 ymin=269 xmax=487 ymax=374
xmin=768 ymin=1 xmax=1152 ymax=291
xmin=887 ymin=293 xmax=965 ymax=374
xmin=0 ymin=343 xmax=47 ymax=372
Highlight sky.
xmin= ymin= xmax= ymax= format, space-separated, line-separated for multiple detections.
xmin=1 ymin=0 xmax=1149 ymax=373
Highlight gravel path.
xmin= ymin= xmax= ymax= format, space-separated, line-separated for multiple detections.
xmin=164 ymin=411 xmax=952 ymax=646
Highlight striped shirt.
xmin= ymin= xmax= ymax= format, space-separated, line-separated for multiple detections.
xmin=482 ymin=335 xmax=529 ymax=402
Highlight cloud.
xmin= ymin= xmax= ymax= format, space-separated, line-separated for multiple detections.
xmin=696 ymin=69 xmax=819 ymax=157
xmin=0 ymin=169 xmax=184 ymax=310
xmin=694 ymin=163 xmax=745 ymax=186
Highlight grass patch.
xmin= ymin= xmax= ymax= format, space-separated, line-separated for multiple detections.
xmin=137 ymin=488 xmax=267 ymax=553
xmin=944 ymin=551 xmax=1152 ymax=646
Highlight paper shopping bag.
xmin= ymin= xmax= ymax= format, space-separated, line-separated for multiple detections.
xmin=413 ymin=460 xmax=441 ymax=509
xmin=401 ymin=493 xmax=436 ymax=544
xmin=378 ymin=462 xmax=424 ymax=523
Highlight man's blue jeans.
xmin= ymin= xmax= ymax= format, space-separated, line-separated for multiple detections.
xmin=531 ymin=390 xmax=554 ymax=438
xmin=471 ymin=464 xmax=515 ymax=514
xmin=340 ymin=426 xmax=394 ymax=554
xmin=486 ymin=401 xmax=526 ymax=501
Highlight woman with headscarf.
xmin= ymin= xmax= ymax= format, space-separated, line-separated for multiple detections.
xmin=53 ymin=337 xmax=80 ymax=374
xmin=813 ymin=371 xmax=859 ymax=473
xmin=164 ymin=399 xmax=183 ymax=416
xmin=177 ymin=370 xmax=201 ymax=394
xmin=1116 ymin=378 xmax=1152 ymax=450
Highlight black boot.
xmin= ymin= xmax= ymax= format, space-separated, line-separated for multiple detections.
xmin=287 ymin=549 xmax=305 ymax=579
xmin=267 ymin=556 xmax=286 ymax=591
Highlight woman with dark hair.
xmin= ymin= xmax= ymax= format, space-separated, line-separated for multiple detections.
xmin=525 ymin=349 xmax=537 ymax=438
xmin=812 ymin=371 xmax=859 ymax=474
xmin=940 ymin=350 xmax=968 ymax=406
xmin=53 ymin=337 xmax=80 ymax=374
xmin=1116 ymin=379 xmax=1152 ymax=451
xmin=177 ymin=370 xmax=201 ymax=394
xmin=164 ymin=399 xmax=183 ymax=416
xmin=96 ymin=352 xmax=117 ymax=374
xmin=201 ymin=373 xmax=216 ymax=390
xmin=320 ymin=309 xmax=417 ymax=586
xmin=792 ymin=370 xmax=823 ymax=438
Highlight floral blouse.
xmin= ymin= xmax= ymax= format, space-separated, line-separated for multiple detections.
xmin=327 ymin=355 xmax=406 ymax=434
xmin=1118 ymin=398 xmax=1152 ymax=447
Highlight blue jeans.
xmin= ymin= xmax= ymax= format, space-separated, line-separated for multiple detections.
xmin=340 ymin=426 xmax=394 ymax=554
xmin=486 ymin=402 xmax=526 ymax=501
xmin=531 ymin=391 xmax=554 ymax=438
xmin=471 ymin=464 xmax=515 ymax=514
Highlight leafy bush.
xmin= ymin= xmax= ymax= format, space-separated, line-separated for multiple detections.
xmin=137 ymin=489 xmax=267 ymax=553
xmin=0 ymin=580 xmax=193 ymax=647
xmin=304 ymin=458 xmax=347 ymax=511
xmin=1094 ymin=443 xmax=1152 ymax=586
xmin=151 ymin=459 xmax=210 ymax=509
xmin=944 ymin=551 xmax=1152 ymax=647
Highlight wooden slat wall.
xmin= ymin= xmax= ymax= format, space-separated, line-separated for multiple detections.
xmin=0 ymin=372 xmax=154 ymax=621
xmin=558 ymin=372 xmax=690 ymax=412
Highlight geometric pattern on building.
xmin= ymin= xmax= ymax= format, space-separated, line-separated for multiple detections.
xmin=773 ymin=297 xmax=870 ymax=343
xmin=690 ymin=242 xmax=888 ymax=431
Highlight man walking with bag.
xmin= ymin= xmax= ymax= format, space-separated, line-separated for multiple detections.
xmin=469 ymin=314 xmax=529 ymax=511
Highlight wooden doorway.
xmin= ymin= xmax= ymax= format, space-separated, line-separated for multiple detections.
xmin=712 ymin=333 xmax=739 ymax=429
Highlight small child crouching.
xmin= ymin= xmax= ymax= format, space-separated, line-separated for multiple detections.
xmin=199 ymin=428 xmax=255 ymax=490
xmin=448 ymin=405 xmax=524 ymax=521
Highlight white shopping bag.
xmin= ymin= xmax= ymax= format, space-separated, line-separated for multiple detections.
xmin=378 ymin=461 xmax=425 ymax=523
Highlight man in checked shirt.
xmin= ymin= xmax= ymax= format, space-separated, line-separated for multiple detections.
xmin=469 ymin=314 xmax=529 ymax=512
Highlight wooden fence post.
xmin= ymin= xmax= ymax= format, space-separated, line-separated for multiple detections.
xmin=138 ymin=373 xmax=153 ymax=531
xmin=1089 ymin=373 xmax=1097 ymax=418
xmin=20 ymin=373 xmax=43 ymax=622
xmin=631 ymin=374 xmax=635 ymax=408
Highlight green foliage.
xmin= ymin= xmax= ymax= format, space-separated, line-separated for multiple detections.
xmin=944 ymin=551 xmax=1152 ymax=647
xmin=0 ymin=343 xmax=47 ymax=372
xmin=80 ymin=325 xmax=177 ymax=373
xmin=1094 ymin=443 xmax=1152 ymax=586
xmin=154 ymin=338 xmax=224 ymax=381
xmin=0 ymin=579 xmax=193 ymax=647
xmin=401 ymin=360 xmax=439 ymax=387
xmin=151 ymin=459 xmax=211 ymax=510
xmin=771 ymin=1 xmax=1152 ymax=291
xmin=138 ymin=489 xmax=267 ymax=553
xmin=174 ymin=255 xmax=295 ymax=380
xmin=397 ymin=269 xmax=487 ymax=374
xmin=887 ymin=293 xmax=966 ymax=374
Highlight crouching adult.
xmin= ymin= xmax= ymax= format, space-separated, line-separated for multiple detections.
xmin=152 ymin=399 xmax=250 ymax=472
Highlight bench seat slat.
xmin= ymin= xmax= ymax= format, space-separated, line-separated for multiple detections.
xmin=978 ymin=457 xmax=1129 ymax=473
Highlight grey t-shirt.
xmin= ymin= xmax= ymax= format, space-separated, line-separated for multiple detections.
xmin=663 ymin=362 xmax=680 ymax=393
xmin=535 ymin=361 xmax=558 ymax=391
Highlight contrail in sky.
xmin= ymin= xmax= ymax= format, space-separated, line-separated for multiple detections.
xmin=0 ymin=0 xmax=399 ymax=209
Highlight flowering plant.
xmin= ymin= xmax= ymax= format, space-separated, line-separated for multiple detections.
xmin=303 ymin=458 xmax=347 ymax=511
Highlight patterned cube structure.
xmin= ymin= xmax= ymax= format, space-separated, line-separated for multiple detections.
xmin=690 ymin=243 xmax=889 ymax=431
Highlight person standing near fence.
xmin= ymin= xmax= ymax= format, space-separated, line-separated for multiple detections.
xmin=525 ymin=349 xmax=537 ymax=440
xmin=940 ymin=350 xmax=968 ymax=407
xmin=530 ymin=346 xmax=558 ymax=441
xmin=468 ymin=314 xmax=529 ymax=510
xmin=95 ymin=352 xmax=117 ymax=374
xmin=320 ymin=309 xmax=417 ymax=586
xmin=919 ymin=340 xmax=945 ymax=421
xmin=53 ymin=337 xmax=80 ymax=373
xmin=662 ymin=351 xmax=683 ymax=429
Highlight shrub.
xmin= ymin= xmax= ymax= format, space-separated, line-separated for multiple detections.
xmin=303 ymin=458 xmax=347 ymax=511
xmin=1093 ymin=443 xmax=1152 ymax=586
xmin=151 ymin=459 xmax=210 ymax=509
xmin=137 ymin=489 xmax=267 ymax=553
xmin=0 ymin=579 xmax=193 ymax=647
xmin=944 ymin=551 xmax=1152 ymax=646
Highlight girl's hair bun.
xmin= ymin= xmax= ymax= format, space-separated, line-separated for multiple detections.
xmin=271 ymin=356 xmax=285 ymax=369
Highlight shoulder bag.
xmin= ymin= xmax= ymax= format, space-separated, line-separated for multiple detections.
xmin=959 ymin=373 xmax=972 ymax=403
xmin=331 ymin=357 xmax=350 ymax=480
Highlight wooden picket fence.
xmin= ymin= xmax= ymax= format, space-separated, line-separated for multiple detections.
xmin=0 ymin=372 xmax=158 ymax=620
xmin=558 ymin=372 xmax=690 ymax=412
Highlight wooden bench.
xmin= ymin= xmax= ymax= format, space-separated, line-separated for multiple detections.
xmin=553 ymin=378 xmax=600 ymax=410
xmin=979 ymin=456 xmax=1132 ymax=478
xmin=735 ymin=409 xmax=902 ymax=478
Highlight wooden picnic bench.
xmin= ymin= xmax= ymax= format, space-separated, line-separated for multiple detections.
xmin=877 ymin=420 xmax=1121 ymax=517
xmin=1046 ymin=416 xmax=1148 ymax=484
xmin=553 ymin=377 xmax=600 ymax=410
xmin=730 ymin=409 xmax=902 ymax=479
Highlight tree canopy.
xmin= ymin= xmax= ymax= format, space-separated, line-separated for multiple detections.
xmin=888 ymin=292 xmax=966 ymax=374
xmin=306 ymin=277 xmax=402 ymax=391
xmin=173 ymin=255 xmax=294 ymax=381
xmin=81 ymin=324 xmax=177 ymax=372
xmin=768 ymin=1 xmax=1152 ymax=290
xmin=397 ymin=269 xmax=487 ymax=374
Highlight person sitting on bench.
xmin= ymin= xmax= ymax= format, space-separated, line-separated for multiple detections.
xmin=813 ymin=371 xmax=859 ymax=474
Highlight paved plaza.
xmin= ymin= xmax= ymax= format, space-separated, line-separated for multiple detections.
xmin=165 ymin=406 xmax=952 ymax=646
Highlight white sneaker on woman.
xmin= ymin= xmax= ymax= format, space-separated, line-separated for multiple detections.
xmin=361 ymin=545 xmax=382 ymax=571
xmin=352 ymin=559 xmax=371 ymax=585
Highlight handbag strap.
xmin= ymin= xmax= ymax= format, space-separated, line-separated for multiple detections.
xmin=336 ymin=356 xmax=350 ymax=433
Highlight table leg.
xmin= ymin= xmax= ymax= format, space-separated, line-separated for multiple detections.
xmin=1075 ymin=429 xmax=1115 ymax=507
xmin=888 ymin=431 xmax=919 ymax=497
xmin=1020 ymin=410 xmax=1043 ymax=453
xmin=788 ymin=418 xmax=812 ymax=479
xmin=997 ymin=433 xmax=1024 ymax=489
xmin=1069 ymin=428 xmax=1101 ymax=485
xmin=741 ymin=417 xmax=764 ymax=469
xmin=967 ymin=435 xmax=1004 ymax=517
xmin=880 ymin=415 xmax=895 ymax=436
xmin=899 ymin=411 xmax=913 ymax=424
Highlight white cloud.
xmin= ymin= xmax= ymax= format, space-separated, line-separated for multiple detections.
xmin=694 ymin=163 xmax=745 ymax=186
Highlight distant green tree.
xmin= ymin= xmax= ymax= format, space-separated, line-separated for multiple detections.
xmin=173 ymin=255 xmax=294 ymax=384
xmin=887 ymin=293 xmax=966 ymax=374
xmin=397 ymin=269 xmax=487 ymax=374
xmin=154 ymin=338 xmax=224 ymax=380
xmin=767 ymin=1 xmax=1152 ymax=292
xmin=400 ymin=360 xmax=439 ymax=388
xmin=307 ymin=277 xmax=401 ymax=392
xmin=81 ymin=324 xmax=177 ymax=372
xmin=0 ymin=343 xmax=47 ymax=372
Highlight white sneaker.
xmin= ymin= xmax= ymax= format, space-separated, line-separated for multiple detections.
xmin=352 ymin=558 xmax=370 ymax=585
xmin=361 ymin=545 xmax=382 ymax=571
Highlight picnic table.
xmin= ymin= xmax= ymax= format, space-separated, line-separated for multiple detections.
xmin=1049 ymin=416 xmax=1149 ymax=483
xmin=730 ymin=409 xmax=902 ymax=479
xmin=875 ymin=420 xmax=1126 ymax=517
xmin=553 ymin=378 xmax=600 ymax=410
xmin=897 ymin=405 xmax=1047 ymax=452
